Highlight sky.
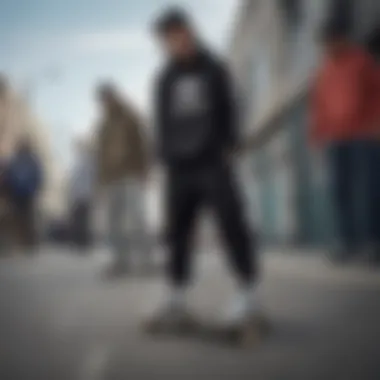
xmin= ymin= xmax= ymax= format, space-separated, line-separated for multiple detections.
xmin=0 ymin=0 xmax=238 ymax=167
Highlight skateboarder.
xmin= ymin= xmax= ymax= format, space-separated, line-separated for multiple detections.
xmin=146 ymin=9 xmax=261 ymax=328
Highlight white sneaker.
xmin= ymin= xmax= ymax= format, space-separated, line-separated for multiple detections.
xmin=221 ymin=285 xmax=261 ymax=326
xmin=102 ymin=259 xmax=129 ymax=279
xmin=142 ymin=287 xmax=193 ymax=331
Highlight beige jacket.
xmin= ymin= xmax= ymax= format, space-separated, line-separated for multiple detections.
xmin=96 ymin=104 xmax=149 ymax=187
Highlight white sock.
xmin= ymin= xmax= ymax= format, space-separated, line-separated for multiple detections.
xmin=142 ymin=284 xmax=186 ymax=317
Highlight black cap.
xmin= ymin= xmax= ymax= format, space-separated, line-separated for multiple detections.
xmin=153 ymin=7 xmax=192 ymax=35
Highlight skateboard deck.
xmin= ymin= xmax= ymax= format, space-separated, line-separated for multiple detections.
xmin=143 ymin=314 xmax=272 ymax=348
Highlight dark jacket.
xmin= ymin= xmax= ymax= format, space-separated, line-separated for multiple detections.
xmin=155 ymin=49 xmax=238 ymax=167
xmin=6 ymin=150 xmax=43 ymax=200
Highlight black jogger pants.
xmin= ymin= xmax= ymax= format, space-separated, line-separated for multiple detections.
xmin=166 ymin=160 xmax=256 ymax=287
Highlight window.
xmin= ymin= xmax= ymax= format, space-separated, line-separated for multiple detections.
xmin=247 ymin=47 xmax=271 ymax=128
xmin=278 ymin=0 xmax=304 ymax=78
xmin=279 ymin=0 xmax=301 ymax=31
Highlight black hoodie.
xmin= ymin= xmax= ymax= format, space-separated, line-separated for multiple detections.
xmin=154 ymin=49 xmax=238 ymax=167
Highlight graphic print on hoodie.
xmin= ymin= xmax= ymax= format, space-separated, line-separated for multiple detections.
xmin=171 ymin=74 xmax=209 ymax=117
xmin=168 ymin=72 xmax=213 ymax=162
xmin=156 ymin=51 xmax=237 ymax=166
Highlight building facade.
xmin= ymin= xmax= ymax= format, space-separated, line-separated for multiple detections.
xmin=231 ymin=0 xmax=380 ymax=246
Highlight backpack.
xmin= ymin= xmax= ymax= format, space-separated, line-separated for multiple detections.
xmin=7 ymin=153 xmax=42 ymax=198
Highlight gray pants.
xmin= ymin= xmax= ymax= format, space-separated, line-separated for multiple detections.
xmin=103 ymin=179 xmax=150 ymax=262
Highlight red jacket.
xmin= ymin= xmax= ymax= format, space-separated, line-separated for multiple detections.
xmin=310 ymin=46 xmax=380 ymax=146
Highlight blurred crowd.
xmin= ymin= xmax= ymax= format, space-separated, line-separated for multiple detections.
xmin=0 ymin=6 xmax=380 ymax=328
xmin=0 ymin=10 xmax=380 ymax=278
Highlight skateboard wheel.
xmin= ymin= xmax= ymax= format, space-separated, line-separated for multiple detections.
xmin=223 ymin=316 xmax=271 ymax=348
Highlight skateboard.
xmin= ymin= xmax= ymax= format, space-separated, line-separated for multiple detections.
xmin=142 ymin=313 xmax=272 ymax=348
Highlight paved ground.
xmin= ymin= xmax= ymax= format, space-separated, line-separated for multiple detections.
xmin=0 ymin=247 xmax=379 ymax=380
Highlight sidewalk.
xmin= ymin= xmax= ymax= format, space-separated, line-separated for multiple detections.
xmin=0 ymin=247 xmax=379 ymax=379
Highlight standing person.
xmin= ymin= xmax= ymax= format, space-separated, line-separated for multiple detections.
xmin=95 ymin=83 xmax=150 ymax=277
xmin=0 ymin=158 xmax=11 ymax=254
xmin=310 ymin=22 xmax=380 ymax=263
xmin=0 ymin=77 xmax=15 ymax=253
xmin=146 ymin=9 xmax=260 ymax=326
xmin=6 ymin=139 xmax=43 ymax=252
xmin=365 ymin=24 xmax=380 ymax=265
xmin=68 ymin=138 xmax=95 ymax=250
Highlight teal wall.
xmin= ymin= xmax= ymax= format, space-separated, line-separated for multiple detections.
xmin=290 ymin=101 xmax=335 ymax=246
xmin=251 ymin=98 xmax=336 ymax=247
xmin=254 ymin=148 xmax=279 ymax=243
